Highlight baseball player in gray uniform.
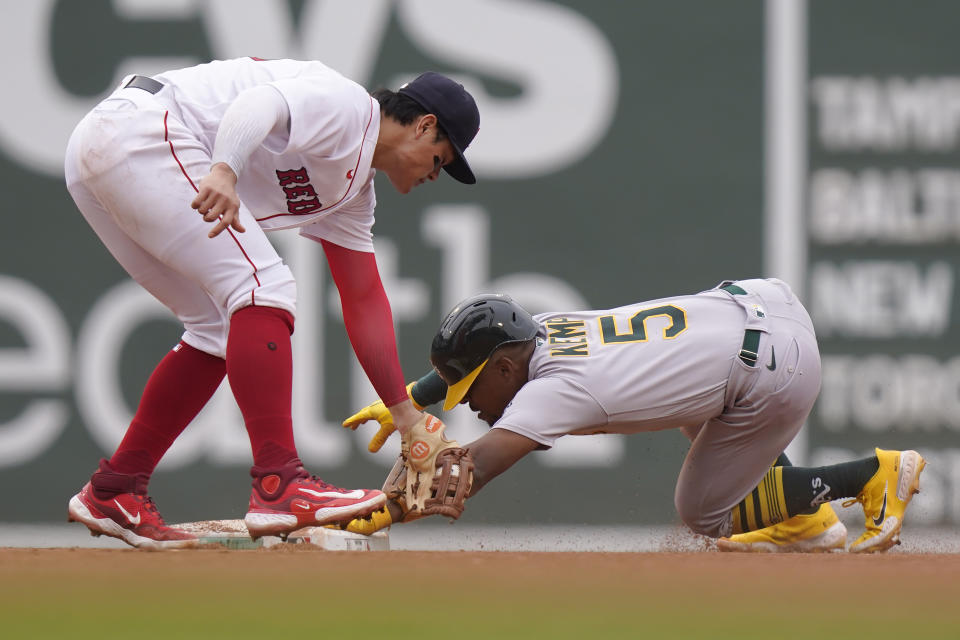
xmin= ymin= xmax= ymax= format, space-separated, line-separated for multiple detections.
xmin=344 ymin=278 xmax=926 ymax=553
xmin=64 ymin=58 xmax=478 ymax=549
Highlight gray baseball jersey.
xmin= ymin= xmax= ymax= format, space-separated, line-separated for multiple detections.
xmin=492 ymin=278 xmax=823 ymax=536
xmin=495 ymin=283 xmax=755 ymax=445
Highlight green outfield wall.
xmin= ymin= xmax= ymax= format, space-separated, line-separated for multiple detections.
xmin=0 ymin=0 xmax=956 ymax=527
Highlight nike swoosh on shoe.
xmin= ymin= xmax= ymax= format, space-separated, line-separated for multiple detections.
xmin=113 ymin=499 xmax=142 ymax=526
xmin=873 ymin=482 xmax=888 ymax=526
xmin=297 ymin=488 xmax=367 ymax=500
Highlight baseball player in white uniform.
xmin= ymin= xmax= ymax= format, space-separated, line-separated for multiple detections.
xmin=344 ymin=279 xmax=926 ymax=553
xmin=63 ymin=58 xmax=479 ymax=549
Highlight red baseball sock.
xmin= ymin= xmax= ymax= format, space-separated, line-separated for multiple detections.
xmin=226 ymin=306 xmax=298 ymax=467
xmin=108 ymin=341 xmax=226 ymax=477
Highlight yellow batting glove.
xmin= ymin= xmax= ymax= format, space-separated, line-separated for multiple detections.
xmin=339 ymin=506 xmax=394 ymax=535
xmin=342 ymin=382 xmax=423 ymax=453
xmin=342 ymin=399 xmax=394 ymax=452
xmin=405 ymin=381 xmax=426 ymax=412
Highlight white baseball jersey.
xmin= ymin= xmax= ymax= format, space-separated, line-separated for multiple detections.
xmin=64 ymin=57 xmax=386 ymax=356
xmin=155 ymin=58 xmax=380 ymax=250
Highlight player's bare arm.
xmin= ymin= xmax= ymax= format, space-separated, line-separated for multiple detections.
xmin=464 ymin=428 xmax=539 ymax=496
xmin=191 ymin=163 xmax=243 ymax=238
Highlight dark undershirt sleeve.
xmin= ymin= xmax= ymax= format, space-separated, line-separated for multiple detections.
xmin=410 ymin=369 xmax=447 ymax=408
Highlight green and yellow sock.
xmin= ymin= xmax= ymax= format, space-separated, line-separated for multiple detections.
xmin=730 ymin=455 xmax=880 ymax=534
xmin=730 ymin=466 xmax=789 ymax=534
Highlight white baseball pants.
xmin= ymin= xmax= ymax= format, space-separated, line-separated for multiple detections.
xmin=64 ymin=82 xmax=296 ymax=358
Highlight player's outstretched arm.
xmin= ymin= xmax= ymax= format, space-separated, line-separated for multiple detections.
xmin=321 ymin=239 xmax=415 ymax=424
xmin=465 ymin=428 xmax=540 ymax=496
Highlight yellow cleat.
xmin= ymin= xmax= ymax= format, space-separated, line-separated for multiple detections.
xmin=717 ymin=503 xmax=846 ymax=553
xmin=846 ymin=448 xmax=926 ymax=554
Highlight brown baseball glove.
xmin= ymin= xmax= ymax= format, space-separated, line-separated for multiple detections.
xmin=383 ymin=413 xmax=474 ymax=522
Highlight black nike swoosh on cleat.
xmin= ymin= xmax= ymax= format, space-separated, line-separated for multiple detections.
xmin=873 ymin=486 xmax=888 ymax=526
xmin=766 ymin=346 xmax=777 ymax=371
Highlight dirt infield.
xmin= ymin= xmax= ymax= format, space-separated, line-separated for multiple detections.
xmin=2 ymin=547 xmax=958 ymax=639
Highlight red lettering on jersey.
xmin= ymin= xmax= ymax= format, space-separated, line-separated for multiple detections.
xmin=288 ymin=198 xmax=321 ymax=214
xmin=276 ymin=167 xmax=310 ymax=186
xmin=283 ymin=184 xmax=317 ymax=200
xmin=275 ymin=167 xmax=323 ymax=215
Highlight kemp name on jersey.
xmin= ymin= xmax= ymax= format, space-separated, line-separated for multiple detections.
xmin=494 ymin=290 xmax=761 ymax=446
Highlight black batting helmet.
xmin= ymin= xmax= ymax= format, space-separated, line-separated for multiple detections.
xmin=430 ymin=293 xmax=539 ymax=410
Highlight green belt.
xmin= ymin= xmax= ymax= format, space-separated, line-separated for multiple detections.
xmin=738 ymin=329 xmax=761 ymax=367
xmin=721 ymin=283 xmax=761 ymax=367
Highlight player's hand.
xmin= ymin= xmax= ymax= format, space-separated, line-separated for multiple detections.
xmin=192 ymin=163 xmax=244 ymax=238
xmin=343 ymin=382 xmax=421 ymax=452
xmin=342 ymin=399 xmax=395 ymax=453
xmin=332 ymin=503 xmax=399 ymax=535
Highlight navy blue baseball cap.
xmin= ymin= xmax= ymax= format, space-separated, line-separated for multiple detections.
xmin=398 ymin=72 xmax=479 ymax=184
